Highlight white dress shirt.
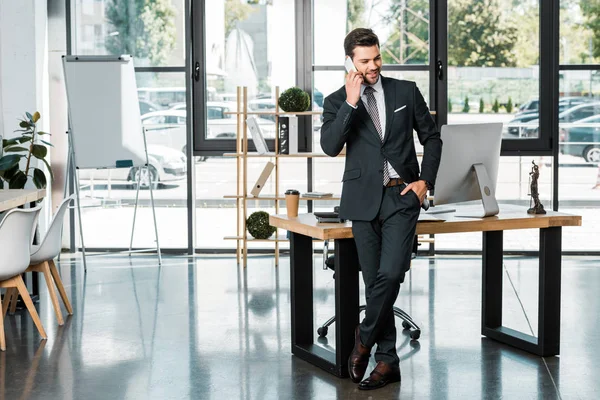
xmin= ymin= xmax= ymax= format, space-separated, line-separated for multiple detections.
xmin=347 ymin=77 xmax=400 ymax=179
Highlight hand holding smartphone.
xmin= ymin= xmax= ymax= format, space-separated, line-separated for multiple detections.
xmin=345 ymin=57 xmax=362 ymax=106
xmin=344 ymin=56 xmax=357 ymax=73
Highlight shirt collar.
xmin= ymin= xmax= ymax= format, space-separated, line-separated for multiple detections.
xmin=361 ymin=75 xmax=383 ymax=96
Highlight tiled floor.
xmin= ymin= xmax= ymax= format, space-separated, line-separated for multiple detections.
xmin=1 ymin=253 xmax=598 ymax=399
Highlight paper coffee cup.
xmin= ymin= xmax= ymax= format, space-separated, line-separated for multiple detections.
xmin=285 ymin=189 xmax=300 ymax=217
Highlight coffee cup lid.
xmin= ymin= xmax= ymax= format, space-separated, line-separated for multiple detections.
xmin=285 ymin=189 xmax=300 ymax=195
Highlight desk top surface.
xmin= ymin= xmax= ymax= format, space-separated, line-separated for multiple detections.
xmin=0 ymin=189 xmax=46 ymax=213
xmin=269 ymin=205 xmax=582 ymax=240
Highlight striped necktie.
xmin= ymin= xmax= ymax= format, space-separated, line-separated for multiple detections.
xmin=363 ymin=86 xmax=390 ymax=186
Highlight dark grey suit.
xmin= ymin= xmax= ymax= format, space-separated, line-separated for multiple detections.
xmin=320 ymin=76 xmax=442 ymax=367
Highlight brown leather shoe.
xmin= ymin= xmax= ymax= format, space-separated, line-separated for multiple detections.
xmin=348 ymin=326 xmax=371 ymax=383
xmin=358 ymin=361 xmax=401 ymax=390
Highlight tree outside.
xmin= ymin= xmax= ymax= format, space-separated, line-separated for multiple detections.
xmin=105 ymin=0 xmax=176 ymax=66
xmin=448 ymin=0 xmax=518 ymax=67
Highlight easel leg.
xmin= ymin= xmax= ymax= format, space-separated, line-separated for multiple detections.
xmin=141 ymin=128 xmax=162 ymax=266
xmin=130 ymin=168 xmax=142 ymax=255
xmin=68 ymin=133 xmax=87 ymax=272
xmin=73 ymin=167 xmax=87 ymax=272
xmin=148 ymin=170 xmax=162 ymax=266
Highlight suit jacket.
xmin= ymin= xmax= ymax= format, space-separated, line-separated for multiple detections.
xmin=320 ymin=76 xmax=442 ymax=221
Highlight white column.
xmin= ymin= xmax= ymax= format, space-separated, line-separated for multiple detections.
xmin=0 ymin=0 xmax=50 ymax=229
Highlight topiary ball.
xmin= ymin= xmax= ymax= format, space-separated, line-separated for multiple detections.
xmin=278 ymin=87 xmax=311 ymax=112
xmin=246 ymin=211 xmax=276 ymax=239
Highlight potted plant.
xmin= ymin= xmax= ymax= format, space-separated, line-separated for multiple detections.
xmin=278 ymin=87 xmax=311 ymax=112
xmin=0 ymin=111 xmax=53 ymax=189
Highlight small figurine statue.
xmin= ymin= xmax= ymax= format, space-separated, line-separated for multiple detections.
xmin=527 ymin=160 xmax=546 ymax=214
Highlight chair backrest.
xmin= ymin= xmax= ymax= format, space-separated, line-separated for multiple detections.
xmin=31 ymin=194 xmax=75 ymax=262
xmin=0 ymin=204 xmax=42 ymax=281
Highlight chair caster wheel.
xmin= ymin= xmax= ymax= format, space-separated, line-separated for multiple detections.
xmin=317 ymin=327 xmax=328 ymax=337
xmin=410 ymin=330 xmax=421 ymax=340
xmin=402 ymin=321 xmax=411 ymax=330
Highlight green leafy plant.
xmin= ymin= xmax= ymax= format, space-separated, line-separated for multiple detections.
xmin=479 ymin=98 xmax=485 ymax=113
xmin=462 ymin=96 xmax=470 ymax=113
xmin=448 ymin=98 xmax=453 ymax=113
xmin=246 ymin=211 xmax=276 ymax=239
xmin=0 ymin=111 xmax=53 ymax=189
xmin=278 ymin=87 xmax=311 ymax=112
xmin=506 ymin=97 xmax=513 ymax=113
xmin=492 ymin=98 xmax=500 ymax=113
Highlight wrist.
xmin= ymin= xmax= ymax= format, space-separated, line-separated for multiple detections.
xmin=420 ymin=179 xmax=433 ymax=190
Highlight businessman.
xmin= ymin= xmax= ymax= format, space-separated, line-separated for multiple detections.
xmin=321 ymin=28 xmax=442 ymax=390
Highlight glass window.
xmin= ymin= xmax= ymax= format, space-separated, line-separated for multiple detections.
xmin=74 ymin=0 xmax=185 ymax=67
xmin=202 ymin=0 xmax=296 ymax=142
xmin=558 ymin=69 xmax=600 ymax=252
xmin=447 ymin=1 xmax=539 ymax=140
xmin=313 ymin=0 xmax=430 ymax=65
xmin=560 ymin=0 xmax=600 ymax=65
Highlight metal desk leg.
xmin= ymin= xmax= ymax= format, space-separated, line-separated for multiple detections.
xmin=290 ymin=232 xmax=314 ymax=352
xmin=334 ymin=238 xmax=360 ymax=377
xmin=481 ymin=227 xmax=562 ymax=356
xmin=289 ymin=233 xmax=360 ymax=377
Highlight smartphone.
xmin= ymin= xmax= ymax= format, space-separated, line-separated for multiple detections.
xmin=344 ymin=56 xmax=357 ymax=73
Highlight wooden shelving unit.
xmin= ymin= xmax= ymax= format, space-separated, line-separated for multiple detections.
xmin=225 ymin=86 xmax=338 ymax=267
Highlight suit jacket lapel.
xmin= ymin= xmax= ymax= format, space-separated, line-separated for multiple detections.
xmin=382 ymin=76 xmax=396 ymax=144
xmin=357 ymin=100 xmax=381 ymax=140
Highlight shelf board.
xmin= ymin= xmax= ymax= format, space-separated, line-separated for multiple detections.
xmin=225 ymin=110 xmax=436 ymax=116
xmin=224 ymin=235 xmax=288 ymax=242
xmin=224 ymin=235 xmax=328 ymax=243
xmin=224 ymin=111 xmax=322 ymax=116
xmin=223 ymin=152 xmax=345 ymax=158
xmin=224 ymin=195 xmax=340 ymax=201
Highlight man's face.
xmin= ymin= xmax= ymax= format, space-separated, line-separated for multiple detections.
xmin=352 ymin=45 xmax=382 ymax=85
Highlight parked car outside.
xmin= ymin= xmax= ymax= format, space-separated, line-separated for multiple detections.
xmin=517 ymin=99 xmax=539 ymax=114
xmin=560 ymin=114 xmax=600 ymax=162
xmin=141 ymin=107 xmax=276 ymax=152
xmin=139 ymin=100 xmax=163 ymax=116
xmin=504 ymin=112 xmax=540 ymax=136
xmin=515 ymin=96 xmax=596 ymax=117
xmin=77 ymin=144 xmax=186 ymax=189
xmin=520 ymin=102 xmax=600 ymax=138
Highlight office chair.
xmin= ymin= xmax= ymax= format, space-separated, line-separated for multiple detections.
xmin=317 ymin=236 xmax=421 ymax=341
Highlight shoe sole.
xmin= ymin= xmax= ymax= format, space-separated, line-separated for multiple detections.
xmin=358 ymin=375 xmax=401 ymax=391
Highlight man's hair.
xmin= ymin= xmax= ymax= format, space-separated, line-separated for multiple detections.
xmin=344 ymin=28 xmax=380 ymax=58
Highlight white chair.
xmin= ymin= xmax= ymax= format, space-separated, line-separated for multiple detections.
xmin=8 ymin=195 xmax=74 ymax=325
xmin=0 ymin=204 xmax=45 ymax=351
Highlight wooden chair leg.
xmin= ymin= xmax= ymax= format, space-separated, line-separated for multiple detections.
xmin=9 ymin=289 xmax=18 ymax=315
xmin=48 ymin=260 xmax=73 ymax=315
xmin=2 ymin=288 xmax=14 ymax=318
xmin=0 ymin=291 xmax=5 ymax=351
xmin=40 ymin=261 xmax=64 ymax=325
xmin=15 ymin=276 xmax=47 ymax=339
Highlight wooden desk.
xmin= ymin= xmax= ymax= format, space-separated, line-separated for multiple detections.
xmin=270 ymin=205 xmax=581 ymax=378
xmin=0 ymin=189 xmax=46 ymax=212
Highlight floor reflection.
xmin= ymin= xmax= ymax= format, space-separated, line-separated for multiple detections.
xmin=0 ymin=254 xmax=596 ymax=399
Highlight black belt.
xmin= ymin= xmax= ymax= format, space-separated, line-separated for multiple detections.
xmin=385 ymin=178 xmax=405 ymax=187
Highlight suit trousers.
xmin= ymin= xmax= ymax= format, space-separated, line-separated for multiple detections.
xmin=352 ymin=183 xmax=421 ymax=367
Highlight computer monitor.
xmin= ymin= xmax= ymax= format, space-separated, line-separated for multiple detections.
xmin=432 ymin=123 xmax=503 ymax=218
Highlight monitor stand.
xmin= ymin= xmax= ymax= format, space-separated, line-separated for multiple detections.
xmin=455 ymin=163 xmax=500 ymax=218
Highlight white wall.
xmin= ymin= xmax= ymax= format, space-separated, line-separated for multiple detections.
xmin=0 ymin=0 xmax=51 ymax=232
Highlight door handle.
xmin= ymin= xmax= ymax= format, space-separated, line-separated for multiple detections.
xmin=194 ymin=62 xmax=200 ymax=82
xmin=437 ymin=59 xmax=444 ymax=80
